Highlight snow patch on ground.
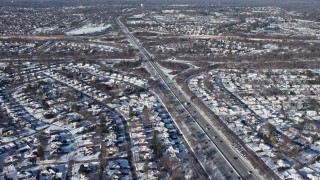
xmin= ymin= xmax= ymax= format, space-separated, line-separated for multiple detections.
xmin=156 ymin=63 xmax=176 ymax=80
xmin=33 ymin=27 xmax=57 ymax=33
xmin=164 ymin=58 xmax=198 ymax=69
xmin=263 ymin=44 xmax=279 ymax=51
xmin=66 ymin=24 xmax=111 ymax=35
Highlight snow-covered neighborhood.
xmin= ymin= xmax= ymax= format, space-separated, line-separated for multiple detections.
xmin=188 ymin=69 xmax=320 ymax=179
xmin=0 ymin=62 xmax=199 ymax=179
xmin=1 ymin=1 xmax=320 ymax=179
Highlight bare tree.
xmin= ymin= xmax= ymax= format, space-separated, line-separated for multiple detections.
xmin=142 ymin=105 xmax=150 ymax=127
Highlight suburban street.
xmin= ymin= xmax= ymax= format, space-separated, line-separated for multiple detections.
xmin=116 ymin=16 xmax=263 ymax=180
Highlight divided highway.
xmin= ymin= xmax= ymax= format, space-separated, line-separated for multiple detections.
xmin=116 ymin=16 xmax=262 ymax=180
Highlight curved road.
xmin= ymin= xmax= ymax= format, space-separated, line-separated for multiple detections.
xmin=116 ymin=16 xmax=265 ymax=180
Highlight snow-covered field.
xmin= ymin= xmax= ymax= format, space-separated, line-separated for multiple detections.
xmin=33 ymin=27 xmax=57 ymax=33
xmin=66 ymin=24 xmax=111 ymax=35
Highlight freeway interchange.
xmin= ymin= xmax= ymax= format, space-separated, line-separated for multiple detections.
xmin=116 ymin=16 xmax=263 ymax=180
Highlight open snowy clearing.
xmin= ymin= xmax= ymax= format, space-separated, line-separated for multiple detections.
xmin=66 ymin=24 xmax=111 ymax=35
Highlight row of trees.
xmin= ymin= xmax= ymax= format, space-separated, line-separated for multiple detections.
xmin=37 ymin=132 xmax=47 ymax=161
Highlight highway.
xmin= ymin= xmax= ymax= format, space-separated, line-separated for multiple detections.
xmin=116 ymin=16 xmax=263 ymax=180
